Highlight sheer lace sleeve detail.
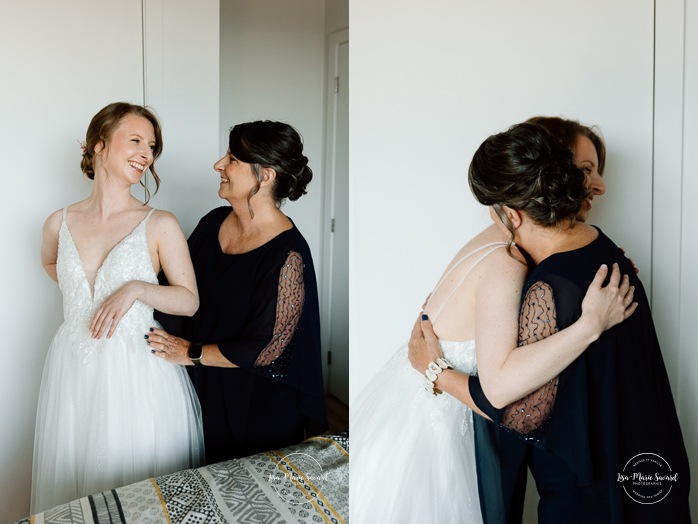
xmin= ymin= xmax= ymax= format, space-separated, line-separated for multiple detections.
xmin=500 ymin=281 xmax=559 ymax=434
xmin=254 ymin=251 xmax=305 ymax=367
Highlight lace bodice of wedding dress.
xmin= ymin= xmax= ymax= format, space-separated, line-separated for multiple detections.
xmin=57 ymin=209 xmax=159 ymax=362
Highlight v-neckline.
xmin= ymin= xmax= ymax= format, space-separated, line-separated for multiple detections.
xmin=61 ymin=214 xmax=150 ymax=303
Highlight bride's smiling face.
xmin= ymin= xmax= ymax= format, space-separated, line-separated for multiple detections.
xmin=95 ymin=114 xmax=156 ymax=184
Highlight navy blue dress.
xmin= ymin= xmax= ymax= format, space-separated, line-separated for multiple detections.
xmin=157 ymin=207 xmax=328 ymax=463
xmin=470 ymin=228 xmax=690 ymax=523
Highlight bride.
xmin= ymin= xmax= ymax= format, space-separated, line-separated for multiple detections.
xmin=349 ymin=122 xmax=637 ymax=523
xmin=31 ymin=102 xmax=204 ymax=513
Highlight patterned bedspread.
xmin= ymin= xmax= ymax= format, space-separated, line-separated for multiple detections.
xmin=18 ymin=435 xmax=348 ymax=524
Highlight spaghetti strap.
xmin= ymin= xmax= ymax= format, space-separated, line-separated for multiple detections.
xmin=427 ymin=242 xmax=506 ymax=322
xmin=62 ymin=207 xmax=68 ymax=222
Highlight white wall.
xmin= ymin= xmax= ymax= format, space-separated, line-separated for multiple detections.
xmin=325 ymin=0 xmax=349 ymax=35
xmin=219 ymin=0 xmax=326 ymax=260
xmin=349 ymin=0 xmax=695 ymax=519
xmin=0 ymin=1 xmax=219 ymax=520
xmin=142 ymin=0 xmax=222 ymax=236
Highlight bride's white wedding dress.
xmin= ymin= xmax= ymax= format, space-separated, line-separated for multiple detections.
xmin=31 ymin=208 xmax=204 ymax=514
xmin=351 ymin=341 xmax=482 ymax=523
xmin=351 ymin=243 xmax=506 ymax=523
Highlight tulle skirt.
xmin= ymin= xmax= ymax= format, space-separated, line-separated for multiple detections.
xmin=30 ymin=318 xmax=204 ymax=514
xmin=350 ymin=341 xmax=483 ymax=523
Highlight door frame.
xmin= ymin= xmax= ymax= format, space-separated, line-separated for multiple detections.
xmin=320 ymin=28 xmax=349 ymax=403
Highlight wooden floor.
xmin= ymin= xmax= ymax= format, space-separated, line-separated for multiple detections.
xmin=324 ymin=394 xmax=349 ymax=434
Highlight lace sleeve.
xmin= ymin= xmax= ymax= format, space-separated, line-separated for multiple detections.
xmin=254 ymin=251 xmax=305 ymax=366
xmin=500 ymin=281 xmax=559 ymax=434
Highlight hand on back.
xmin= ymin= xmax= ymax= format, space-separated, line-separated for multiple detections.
xmin=580 ymin=263 xmax=638 ymax=339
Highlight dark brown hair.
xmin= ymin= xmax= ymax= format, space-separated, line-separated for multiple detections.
xmin=228 ymin=120 xmax=312 ymax=217
xmin=81 ymin=102 xmax=163 ymax=203
xmin=469 ymin=122 xmax=589 ymax=251
xmin=525 ymin=115 xmax=606 ymax=175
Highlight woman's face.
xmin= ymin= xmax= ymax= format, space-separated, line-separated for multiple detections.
xmin=573 ymin=134 xmax=605 ymax=222
xmin=213 ymin=150 xmax=259 ymax=202
xmin=97 ymin=114 xmax=155 ymax=184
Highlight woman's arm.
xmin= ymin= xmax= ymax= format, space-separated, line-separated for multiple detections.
xmin=40 ymin=210 xmax=63 ymax=282
xmin=498 ymin=281 xmax=559 ymax=433
xmin=408 ymin=317 xmax=491 ymax=419
xmin=476 ymin=262 xmax=635 ymax=408
xmin=409 ymin=262 xmax=636 ymax=409
xmin=145 ymin=330 xmax=239 ymax=367
xmin=90 ymin=211 xmax=199 ymax=339
xmin=148 ymin=250 xmax=306 ymax=371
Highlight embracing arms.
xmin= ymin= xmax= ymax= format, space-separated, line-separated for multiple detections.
xmin=474 ymin=262 xmax=635 ymax=408
xmin=408 ymin=262 xmax=636 ymax=419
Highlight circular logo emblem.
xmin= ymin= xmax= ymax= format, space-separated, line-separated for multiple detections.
xmin=617 ymin=453 xmax=678 ymax=504
xmin=267 ymin=452 xmax=328 ymax=505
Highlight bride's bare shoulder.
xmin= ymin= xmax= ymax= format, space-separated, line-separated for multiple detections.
xmin=449 ymin=225 xmax=525 ymax=276
xmin=42 ymin=199 xmax=86 ymax=235
xmin=473 ymin=224 xmax=508 ymax=243
xmin=451 ymin=225 xmax=507 ymax=257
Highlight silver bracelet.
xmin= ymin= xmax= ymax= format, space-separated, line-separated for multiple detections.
xmin=422 ymin=356 xmax=453 ymax=396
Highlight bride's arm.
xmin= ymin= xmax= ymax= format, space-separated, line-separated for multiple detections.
xmin=409 ymin=261 xmax=636 ymax=411
xmin=475 ymin=262 xmax=635 ymax=408
xmin=90 ymin=211 xmax=199 ymax=339
xmin=40 ymin=210 xmax=63 ymax=283
xmin=407 ymin=317 xmax=491 ymax=419
xmin=409 ymin=247 xmax=524 ymax=416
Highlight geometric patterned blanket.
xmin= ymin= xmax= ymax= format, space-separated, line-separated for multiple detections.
xmin=19 ymin=435 xmax=349 ymax=524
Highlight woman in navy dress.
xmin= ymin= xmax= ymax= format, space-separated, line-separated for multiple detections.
xmin=151 ymin=121 xmax=328 ymax=463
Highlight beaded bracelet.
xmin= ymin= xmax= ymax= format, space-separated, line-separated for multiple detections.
xmin=423 ymin=356 xmax=454 ymax=396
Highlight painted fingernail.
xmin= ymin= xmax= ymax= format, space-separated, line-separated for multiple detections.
xmin=149 ymin=327 xmax=154 ymax=332
xmin=150 ymin=349 xmax=155 ymax=354
xmin=146 ymin=341 xmax=151 ymax=345
xmin=144 ymin=335 xmax=149 ymax=339
xmin=422 ymin=314 xmax=429 ymax=321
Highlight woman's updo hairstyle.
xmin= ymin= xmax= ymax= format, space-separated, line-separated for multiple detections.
xmin=80 ymin=102 xmax=163 ymax=203
xmin=228 ymin=120 xmax=313 ymax=211
xmin=469 ymin=122 xmax=589 ymax=248
xmin=526 ymin=115 xmax=606 ymax=175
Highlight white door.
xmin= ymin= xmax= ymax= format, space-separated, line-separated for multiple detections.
xmin=321 ymin=29 xmax=349 ymax=404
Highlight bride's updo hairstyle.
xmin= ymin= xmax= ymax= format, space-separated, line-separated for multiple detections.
xmin=80 ymin=102 xmax=163 ymax=203
xmin=228 ymin=120 xmax=313 ymax=215
xmin=468 ymin=122 xmax=589 ymax=250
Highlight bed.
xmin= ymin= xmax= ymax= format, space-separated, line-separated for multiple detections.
xmin=17 ymin=434 xmax=348 ymax=524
